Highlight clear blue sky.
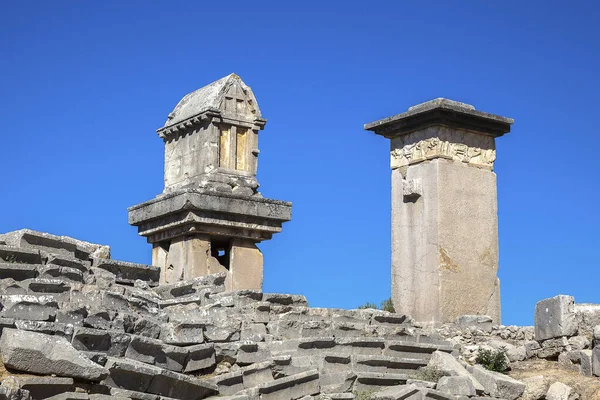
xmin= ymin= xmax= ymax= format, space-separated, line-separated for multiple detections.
xmin=1 ymin=1 xmax=598 ymax=326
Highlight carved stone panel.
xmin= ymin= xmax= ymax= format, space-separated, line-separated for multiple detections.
xmin=390 ymin=126 xmax=496 ymax=170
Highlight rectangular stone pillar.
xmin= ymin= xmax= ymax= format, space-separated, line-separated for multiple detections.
xmin=366 ymin=99 xmax=513 ymax=325
xmin=162 ymin=235 xmax=227 ymax=284
xmin=226 ymin=239 xmax=264 ymax=291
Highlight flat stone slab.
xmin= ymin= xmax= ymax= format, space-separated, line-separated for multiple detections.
xmin=0 ymin=328 xmax=108 ymax=381
xmin=93 ymin=259 xmax=159 ymax=286
xmin=103 ymin=357 xmax=217 ymax=400
xmin=0 ymin=229 xmax=110 ymax=260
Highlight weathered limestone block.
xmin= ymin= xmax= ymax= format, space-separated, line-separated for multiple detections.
xmin=546 ymin=382 xmax=579 ymax=400
xmin=17 ymin=377 xmax=74 ymax=400
xmin=455 ymin=315 xmax=493 ymax=333
xmin=184 ymin=343 xmax=216 ymax=372
xmin=520 ymin=375 xmax=548 ymax=400
xmin=103 ymin=357 xmax=217 ymax=400
xmin=534 ymin=295 xmax=577 ymax=341
xmin=370 ymin=383 xmax=421 ymax=400
xmin=0 ymin=264 xmax=38 ymax=281
xmin=471 ymin=365 xmax=525 ymax=400
xmin=93 ymin=259 xmax=159 ymax=287
xmin=427 ymin=351 xmax=484 ymax=393
xmin=558 ymin=350 xmax=593 ymax=376
xmin=436 ymin=376 xmax=476 ymax=396
xmin=0 ymin=329 xmax=108 ymax=381
xmin=365 ymin=99 xmax=513 ymax=325
xmin=0 ymin=229 xmax=110 ymax=260
xmin=125 ymin=335 xmax=188 ymax=372
xmin=0 ymin=295 xmax=58 ymax=321
xmin=257 ymin=369 xmax=320 ymax=400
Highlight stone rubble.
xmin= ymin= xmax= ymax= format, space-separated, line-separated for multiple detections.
xmin=0 ymin=229 xmax=599 ymax=400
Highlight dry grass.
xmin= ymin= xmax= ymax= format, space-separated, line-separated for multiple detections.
xmin=509 ymin=359 xmax=600 ymax=400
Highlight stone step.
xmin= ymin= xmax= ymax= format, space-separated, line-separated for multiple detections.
xmin=0 ymin=229 xmax=109 ymax=261
xmin=18 ymin=376 xmax=75 ymax=399
xmin=257 ymin=369 xmax=320 ymax=400
xmin=103 ymin=357 xmax=218 ymax=400
xmin=353 ymin=372 xmax=409 ymax=393
xmin=0 ymin=245 xmax=43 ymax=265
xmin=353 ymin=355 xmax=428 ymax=374
xmin=93 ymin=259 xmax=159 ymax=287
xmin=0 ymin=263 xmax=39 ymax=281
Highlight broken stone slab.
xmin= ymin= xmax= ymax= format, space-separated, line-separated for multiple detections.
xmin=159 ymin=322 xmax=205 ymax=345
xmin=384 ymin=340 xmax=453 ymax=359
xmin=109 ymin=388 xmax=160 ymax=400
xmin=46 ymin=253 xmax=89 ymax=272
xmin=0 ymin=245 xmax=43 ymax=265
xmin=103 ymin=357 xmax=218 ymax=400
xmin=208 ymin=290 xmax=263 ymax=308
xmin=152 ymin=274 xmax=225 ymax=300
xmin=17 ymin=377 xmax=74 ymax=399
xmin=92 ymin=259 xmax=159 ymax=286
xmin=184 ymin=343 xmax=216 ymax=373
xmin=436 ymin=376 xmax=476 ymax=396
xmin=125 ymin=335 xmax=188 ymax=372
xmin=546 ymin=382 xmax=579 ymax=400
xmin=558 ymin=350 xmax=593 ymax=376
xmin=0 ymin=328 xmax=108 ymax=381
xmin=520 ymin=375 xmax=549 ymax=400
xmin=427 ymin=351 xmax=484 ymax=393
xmin=370 ymin=383 xmax=421 ymax=400
xmin=24 ymin=278 xmax=72 ymax=294
xmin=72 ymin=327 xmax=132 ymax=356
xmin=44 ymin=393 xmax=90 ymax=400
xmin=262 ymin=293 xmax=308 ymax=307
xmin=534 ymin=295 xmax=577 ymax=341
xmin=257 ymin=369 xmax=320 ymax=400
xmin=537 ymin=337 xmax=569 ymax=359
xmin=14 ymin=320 xmax=74 ymax=339
xmin=334 ymin=337 xmax=385 ymax=356
xmin=39 ymin=265 xmax=84 ymax=283
xmin=319 ymin=371 xmax=356 ymax=394
xmin=471 ymin=365 xmax=525 ymax=400
xmin=0 ymin=263 xmax=38 ymax=281
xmin=317 ymin=394 xmax=354 ymax=400
xmin=0 ymin=278 xmax=26 ymax=295
xmin=0 ymin=229 xmax=110 ymax=260
xmin=353 ymin=355 xmax=428 ymax=374
xmin=0 ymin=294 xmax=58 ymax=321
xmin=352 ymin=372 xmax=408 ymax=393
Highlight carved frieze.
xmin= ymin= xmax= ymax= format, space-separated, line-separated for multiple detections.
xmin=390 ymin=128 xmax=496 ymax=169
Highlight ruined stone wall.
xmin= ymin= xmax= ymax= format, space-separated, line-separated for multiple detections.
xmin=0 ymin=229 xmax=595 ymax=400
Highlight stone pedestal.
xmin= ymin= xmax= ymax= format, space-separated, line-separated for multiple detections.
xmin=129 ymin=74 xmax=291 ymax=290
xmin=365 ymin=99 xmax=513 ymax=325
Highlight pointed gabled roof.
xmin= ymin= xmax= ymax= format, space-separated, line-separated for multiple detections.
xmin=159 ymin=73 xmax=263 ymax=133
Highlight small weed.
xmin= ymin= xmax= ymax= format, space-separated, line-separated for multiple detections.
xmin=1 ymin=254 xmax=18 ymax=264
xmin=357 ymin=297 xmax=395 ymax=313
xmin=354 ymin=390 xmax=374 ymax=400
xmin=380 ymin=298 xmax=395 ymax=313
xmin=410 ymin=365 xmax=446 ymax=382
xmin=476 ymin=346 xmax=509 ymax=373
xmin=357 ymin=302 xmax=377 ymax=310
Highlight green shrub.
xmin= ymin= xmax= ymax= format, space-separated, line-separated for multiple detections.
xmin=476 ymin=347 xmax=509 ymax=373
xmin=357 ymin=298 xmax=395 ymax=313
xmin=380 ymin=298 xmax=395 ymax=313
xmin=410 ymin=365 xmax=446 ymax=382
xmin=357 ymin=302 xmax=377 ymax=310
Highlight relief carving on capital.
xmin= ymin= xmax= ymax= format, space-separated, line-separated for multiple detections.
xmin=391 ymin=137 xmax=496 ymax=169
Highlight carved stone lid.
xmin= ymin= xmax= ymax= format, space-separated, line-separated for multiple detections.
xmin=364 ymin=98 xmax=514 ymax=139
xmin=157 ymin=74 xmax=265 ymax=136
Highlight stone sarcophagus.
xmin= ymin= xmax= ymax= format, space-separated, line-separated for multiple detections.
xmin=365 ymin=99 xmax=513 ymax=325
xmin=128 ymin=74 xmax=292 ymax=290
